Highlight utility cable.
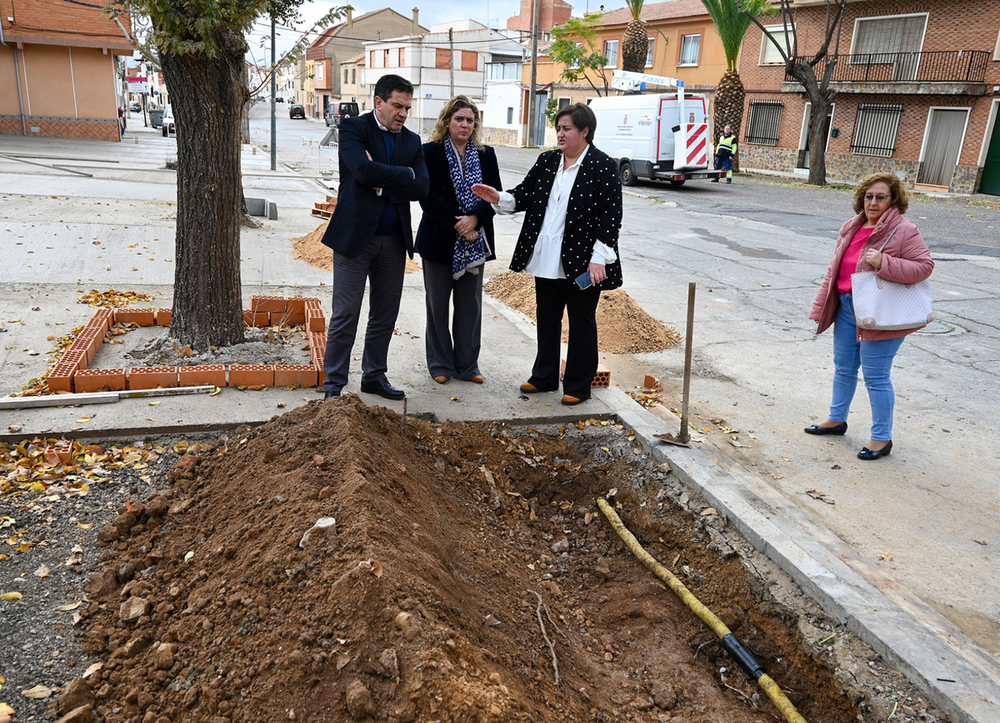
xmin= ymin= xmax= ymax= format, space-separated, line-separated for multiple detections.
xmin=596 ymin=498 xmax=808 ymax=723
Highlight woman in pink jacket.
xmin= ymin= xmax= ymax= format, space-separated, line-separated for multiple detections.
xmin=806 ymin=173 xmax=933 ymax=460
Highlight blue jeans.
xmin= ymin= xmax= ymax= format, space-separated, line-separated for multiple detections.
xmin=829 ymin=293 xmax=904 ymax=441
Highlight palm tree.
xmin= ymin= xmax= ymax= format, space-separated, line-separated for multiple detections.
xmin=621 ymin=0 xmax=648 ymax=73
xmin=701 ymin=0 xmax=775 ymax=166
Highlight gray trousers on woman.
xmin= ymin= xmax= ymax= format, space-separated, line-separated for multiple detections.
xmin=422 ymin=258 xmax=483 ymax=380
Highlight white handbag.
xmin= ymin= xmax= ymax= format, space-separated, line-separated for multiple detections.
xmin=851 ymin=229 xmax=933 ymax=331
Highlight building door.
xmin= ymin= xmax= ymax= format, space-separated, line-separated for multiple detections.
xmin=980 ymin=109 xmax=1000 ymax=196
xmin=918 ymin=109 xmax=968 ymax=187
xmin=534 ymin=91 xmax=548 ymax=146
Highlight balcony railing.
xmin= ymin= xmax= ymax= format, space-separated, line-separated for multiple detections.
xmin=784 ymin=50 xmax=990 ymax=84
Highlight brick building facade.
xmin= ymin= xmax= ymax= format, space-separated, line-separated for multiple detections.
xmin=739 ymin=0 xmax=1000 ymax=195
xmin=0 ymin=0 xmax=132 ymax=141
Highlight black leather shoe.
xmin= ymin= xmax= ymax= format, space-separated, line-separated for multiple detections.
xmin=324 ymin=390 xmax=340 ymax=399
xmin=858 ymin=440 xmax=892 ymax=460
xmin=360 ymin=378 xmax=405 ymax=400
xmin=804 ymin=422 xmax=848 ymax=436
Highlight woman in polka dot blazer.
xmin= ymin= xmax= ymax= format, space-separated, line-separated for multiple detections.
xmin=473 ymin=102 xmax=623 ymax=405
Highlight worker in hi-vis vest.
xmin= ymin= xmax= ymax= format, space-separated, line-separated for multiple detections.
xmin=712 ymin=124 xmax=737 ymax=183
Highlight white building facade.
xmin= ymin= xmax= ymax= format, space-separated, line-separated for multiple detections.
xmin=364 ymin=20 xmax=524 ymax=136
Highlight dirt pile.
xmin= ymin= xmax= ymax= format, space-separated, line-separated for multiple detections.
xmin=73 ymin=398 xmax=863 ymax=723
xmin=293 ymin=222 xmax=421 ymax=274
xmin=484 ymin=271 xmax=681 ymax=354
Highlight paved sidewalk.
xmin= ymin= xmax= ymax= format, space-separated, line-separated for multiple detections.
xmin=1 ymin=131 xmax=998 ymax=723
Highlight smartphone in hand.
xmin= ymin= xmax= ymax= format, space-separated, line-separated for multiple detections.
xmin=575 ymin=271 xmax=593 ymax=290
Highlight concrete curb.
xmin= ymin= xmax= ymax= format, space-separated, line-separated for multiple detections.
xmin=607 ymin=385 xmax=1000 ymax=723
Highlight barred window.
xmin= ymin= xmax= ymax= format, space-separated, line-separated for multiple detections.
xmin=851 ymin=104 xmax=903 ymax=157
xmin=745 ymin=100 xmax=783 ymax=145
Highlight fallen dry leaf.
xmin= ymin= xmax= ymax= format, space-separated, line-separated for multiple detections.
xmin=806 ymin=490 xmax=835 ymax=506
xmin=21 ymin=684 xmax=53 ymax=698
xmin=1 ymin=592 xmax=23 ymax=601
xmin=82 ymin=662 xmax=102 ymax=678
xmin=33 ymin=564 xmax=50 ymax=578
xmin=55 ymin=601 xmax=83 ymax=612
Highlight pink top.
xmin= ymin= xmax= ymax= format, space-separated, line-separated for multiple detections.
xmin=837 ymin=226 xmax=875 ymax=293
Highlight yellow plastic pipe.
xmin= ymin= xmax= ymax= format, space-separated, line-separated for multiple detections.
xmin=597 ymin=498 xmax=807 ymax=723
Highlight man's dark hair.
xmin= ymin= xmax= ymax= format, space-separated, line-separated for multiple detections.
xmin=555 ymin=102 xmax=597 ymax=144
xmin=374 ymin=74 xmax=414 ymax=102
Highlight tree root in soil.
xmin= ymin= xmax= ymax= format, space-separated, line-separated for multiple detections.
xmin=529 ymin=589 xmax=560 ymax=686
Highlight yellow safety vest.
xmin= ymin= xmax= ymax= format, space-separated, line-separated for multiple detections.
xmin=716 ymin=134 xmax=737 ymax=155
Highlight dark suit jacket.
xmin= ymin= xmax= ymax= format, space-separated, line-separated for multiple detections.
xmin=415 ymin=141 xmax=502 ymax=265
xmin=507 ymin=144 xmax=623 ymax=290
xmin=320 ymin=112 xmax=429 ymax=257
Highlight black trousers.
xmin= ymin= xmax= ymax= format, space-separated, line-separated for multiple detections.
xmin=529 ymin=276 xmax=601 ymax=399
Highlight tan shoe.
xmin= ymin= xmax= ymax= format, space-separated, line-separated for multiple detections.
xmin=519 ymin=382 xmax=539 ymax=392
xmin=470 ymin=374 xmax=484 ymax=384
xmin=433 ymin=376 xmax=449 ymax=384
xmin=561 ymin=394 xmax=589 ymax=406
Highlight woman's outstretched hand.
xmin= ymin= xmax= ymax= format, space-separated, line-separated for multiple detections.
xmin=471 ymin=184 xmax=500 ymax=204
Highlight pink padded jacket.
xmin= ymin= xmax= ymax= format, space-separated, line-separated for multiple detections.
xmin=809 ymin=206 xmax=934 ymax=342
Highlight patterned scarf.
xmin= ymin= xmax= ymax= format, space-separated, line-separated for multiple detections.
xmin=444 ymin=136 xmax=487 ymax=279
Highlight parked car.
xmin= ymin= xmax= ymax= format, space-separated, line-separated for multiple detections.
xmin=289 ymin=104 xmax=306 ymax=119
xmin=324 ymin=101 xmax=359 ymax=127
xmin=161 ymin=105 xmax=175 ymax=137
xmin=275 ymin=96 xmax=284 ymax=103
xmin=129 ymin=101 xmax=141 ymax=113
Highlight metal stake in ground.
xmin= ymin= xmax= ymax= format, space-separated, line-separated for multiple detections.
xmin=655 ymin=282 xmax=696 ymax=447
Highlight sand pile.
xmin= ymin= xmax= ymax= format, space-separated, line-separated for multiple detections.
xmin=293 ymin=222 xmax=421 ymax=274
xmin=484 ymin=271 xmax=682 ymax=354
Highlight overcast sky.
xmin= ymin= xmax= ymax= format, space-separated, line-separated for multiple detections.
xmin=244 ymin=0 xmax=532 ymax=67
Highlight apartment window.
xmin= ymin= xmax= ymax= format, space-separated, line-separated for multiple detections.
xmin=399 ymin=48 xmax=405 ymax=67
xmin=745 ymin=100 xmax=783 ymax=145
xmin=344 ymin=68 xmax=349 ymax=83
xmin=851 ymin=104 xmax=903 ymax=157
xmin=852 ymin=15 xmax=926 ymax=56
xmin=351 ymin=68 xmax=356 ymax=83
xmin=604 ymin=40 xmax=619 ymax=68
xmin=486 ymin=62 xmax=521 ymax=80
xmin=760 ymin=25 xmax=795 ymax=65
xmin=315 ymin=63 xmax=324 ymax=81
xmin=570 ymin=42 xmax=583 ymax=69
xmin=436 ymin=48 xmax=451 ymax=70
xmin=558 ymin=97 xmax=570 ymax=112
xmin=679 ymin=34 xmax=701 ymax=66
xmin=646 ymin=38 xmax=655 ymax=67
xmin=462 ymin=51 xmax=478 ymax=72
xmin=507 ymin=107 xmax=514 ymax=124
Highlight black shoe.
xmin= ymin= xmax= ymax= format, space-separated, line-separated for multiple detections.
xmin=804 ymin=422 xmax=848 ymax=436
xmin=360 ymin=378 xmax=405 ymax=400
xmin=710 ymin=178 xmax=719 ymax=183
xmin=324 ymin=390 xmax=341 ymax=399
xmin=858 ymin=440 xmax=892 ymax=460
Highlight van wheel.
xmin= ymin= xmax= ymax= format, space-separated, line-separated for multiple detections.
xmin=669 ymin=179 xmax=686 ymax=187
xmin=620 ymin=162 xmax=636 ymax=187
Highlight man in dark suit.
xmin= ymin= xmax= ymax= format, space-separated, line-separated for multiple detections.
xmin=320 ymin=74 xmax=429 ymax=399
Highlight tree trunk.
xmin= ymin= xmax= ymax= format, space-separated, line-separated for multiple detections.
xmin=790 ymin=61 xmax=836 ymax=186
xmin=160 ymin=32 xmax=248 ymax=350
xmin=713 ymin=69 xmax=745 ymax=172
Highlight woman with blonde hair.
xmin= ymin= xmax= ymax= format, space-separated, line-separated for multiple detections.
xmin=415 ymin=96 xmax=503 ymax=384
xmin=807 ymin=172 xmax=933 ymax=460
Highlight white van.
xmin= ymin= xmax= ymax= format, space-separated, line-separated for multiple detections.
xmin=590 ymin=94 xmax=723 ymax=186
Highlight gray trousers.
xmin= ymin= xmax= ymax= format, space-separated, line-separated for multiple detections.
xmin=323 ymin=232 xmax=406 ymax=393
xmin=422 ymin=258 xmax=483 ymax=380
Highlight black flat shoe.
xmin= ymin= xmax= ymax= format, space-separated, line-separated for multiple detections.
xmin=360 ymin=378 xmax=405 ymax=400
xmin=324 ymin=390 xmax=341 ymax=400
xmin=804 ymin=422 xmax=848 ymax=436
xmin=858 ymin=440 xmax=892 ymax=460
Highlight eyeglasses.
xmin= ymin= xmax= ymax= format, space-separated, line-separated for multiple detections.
xmin=864 ymin=194 xmax=890 ymax=203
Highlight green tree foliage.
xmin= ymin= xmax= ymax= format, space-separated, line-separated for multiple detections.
xmin=550 ymin=15 xmax=610 ymax=97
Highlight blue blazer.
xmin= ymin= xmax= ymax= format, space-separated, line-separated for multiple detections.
xmin=320 ymin=112 xmax=429 ymax=257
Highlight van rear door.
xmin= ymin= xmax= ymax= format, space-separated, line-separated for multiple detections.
xmin=657 ymin=98 xmax=676 ymax=162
